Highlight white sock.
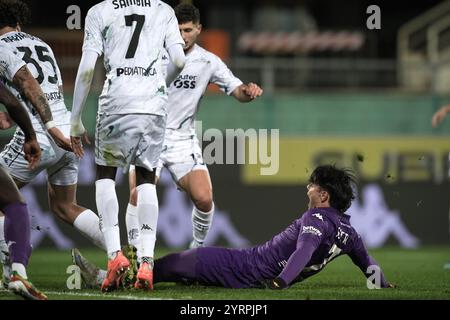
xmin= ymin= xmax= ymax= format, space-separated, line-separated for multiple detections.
xmin=11 ymin=263 xmax=27 ymax=279
xmin=73 ymin=210 xmax=106 ymax=250
xmin=125 ymin=204 xmax=140 ymax=247
xmin=0 ymin=216 xmax=9 ymax=262
xmin=0 ymin=216 xmax=11 ymax=278
xmin=95 ymin=179 xmax=120 ymax=258
xmin=192 ymin=202 xmax=214 ymax=244
xmin=136 ymin=184 xmax=158 ymax=260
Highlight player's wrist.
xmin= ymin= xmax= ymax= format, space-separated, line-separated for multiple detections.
xmin=24 ymin=133 xmax=37 ymax=142
xmin=45 ymin=120 xmax=56 ymax=130
xmin=70 ymin=120 xmax=85 ymax=136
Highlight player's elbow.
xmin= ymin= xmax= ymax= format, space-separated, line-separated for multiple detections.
xmin=172 ymin=53 xmax=186 ymax=71
xmin=175 ymin=57 xmax=186 ymax=71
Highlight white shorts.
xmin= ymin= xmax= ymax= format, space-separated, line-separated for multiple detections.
xmin=0 ymin=128 xmax=78 ymax=185
xmin=95 ymin=113 xmax=165 ymax=171
xmin=156 ymin=134 xmax=208 ymax=183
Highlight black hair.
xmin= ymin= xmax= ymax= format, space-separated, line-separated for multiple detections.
xmin=309 ymin=165 xmax=356 ymax=213
xmin=174 ymin=3 xmax=200 ymax=25
xmin=0 ymin=0 xmax=30 ymax=29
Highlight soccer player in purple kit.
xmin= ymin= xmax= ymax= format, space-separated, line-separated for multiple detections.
xmin=75 ymin=164 xmax=394 ymax=290
xmin=0 ymin=83 xmax=47 ymax=300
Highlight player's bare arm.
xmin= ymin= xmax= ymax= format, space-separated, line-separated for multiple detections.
xmin=431 ymin=104 xmax=450 ymax=128
xmin=12 ymin=65 xmax=72 ymax=152
xmin=232 ymin=82 xmax=264 ymax=102
xmin=0 ymin=84 xmax=41 ymax=169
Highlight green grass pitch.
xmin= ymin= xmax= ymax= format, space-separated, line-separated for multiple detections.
xmin=0 ymin=247 xmax=449 ymax=300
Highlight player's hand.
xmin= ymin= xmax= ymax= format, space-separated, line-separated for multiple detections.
xmin=431 ymin=106 xmax=449 ymax=128
xmin=48 ymin=127 xmax=73 ymax=152
xmin=243 ymin=82 xmax=263 ymax=100
xmin=23 ymin=137 xmax=41 ymax=170
xmin=70 ymin=132 xmax=90 ymax=158
xmin=0 ymin=112 xmax=15 ymax=130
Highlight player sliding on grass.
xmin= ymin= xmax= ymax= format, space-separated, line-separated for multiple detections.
xmin=125 ymin=3 xmax=263 ymax=258
xmin=73 ymin=165 xmax=394 ymax=290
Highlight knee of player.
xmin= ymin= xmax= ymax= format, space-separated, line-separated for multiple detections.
xmin=192 ymin=193 xmax=213 ymax=212
xmin=49 ymin=201 xmax=73 ymax=224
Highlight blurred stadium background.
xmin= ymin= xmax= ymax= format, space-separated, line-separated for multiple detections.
xmin=1 ymin=0 xmax=450 ymax=254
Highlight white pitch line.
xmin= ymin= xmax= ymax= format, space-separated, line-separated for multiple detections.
xmin=46 ymin=291 xmax=167 ymax=300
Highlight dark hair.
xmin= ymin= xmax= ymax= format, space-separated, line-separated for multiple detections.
xmin=309 ymin=165 xmax=356 ymax=213
xmin=0 ymin=0 xmax=30 ymax=29
xmin=174 ymin=3 xmax=200 ymax=25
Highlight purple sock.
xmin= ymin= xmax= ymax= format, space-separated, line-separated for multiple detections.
xmin=2 ymin=201 xmax=32 ymax=266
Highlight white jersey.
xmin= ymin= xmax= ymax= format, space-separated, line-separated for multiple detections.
xmin=0 ymin=43 xmax=25 ymax=83
xmin=83 ymin=0 xmax=184 ymax=115
xmin=164 ymin=44 xmax=243 ymax=138
xmin=0 ymin=31 xmax=69 ymax=133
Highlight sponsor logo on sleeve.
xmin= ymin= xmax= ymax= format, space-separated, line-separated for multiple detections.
xmin=302 ymin=225 xmax=322 ymax=237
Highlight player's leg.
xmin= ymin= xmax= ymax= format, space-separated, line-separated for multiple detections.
xmin=47 ymin=183 xmax=105 ymax=249
xmin=154 ymin=247 xmax=251 ymax=288
xmin=0 ymin=177 xmax=26 ymax=288
xmin=95 ymin=164 xmax=130 ymax=291
xmin=179 ymin=169 xmax=214 ymax=248
xmin=125 ymin=166 xmax=140 ymax=255
xmin=164 ymin=136 xmax=214 ymax=248
xmin=133 ymin=165 xmax=158 ymax=289
xmin=132 ymin=114 xmax=166 ymax=290
xmin=43 ymin=147 xmax=106 ymax=250
xmin=0 ymin=134 xmax=43 ymax=288
xmin=0 ymin=167 xmax=46 ymax=299
xmin=125 ymin=162 xmax=162 ymax=255
xmin=153 ymin=248 xmax=198 ymax=284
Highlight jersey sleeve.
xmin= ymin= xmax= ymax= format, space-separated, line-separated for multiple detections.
xmin=277 ymin=211 xmax=327 ymax=287
xmin=0 ymin=45 xmax=26 ymax=82
xmin=164 ymin=9 xmax=184 ymax=50
xmin=46 ymin=45 xmax=63 ymax=86
xmin=82 ymin=7 xmax=104 ymax=56
xmin=347 ymin=234 xmax=389 ymax=288
xmin=210 ymin=56 xmax=243 ymax=96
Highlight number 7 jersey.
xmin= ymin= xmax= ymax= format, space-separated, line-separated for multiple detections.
xmin=83 ymin=0 xmax=184 ymax=116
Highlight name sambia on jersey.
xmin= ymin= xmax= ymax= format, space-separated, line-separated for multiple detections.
xmin=0 ymin=32 xmax=67 ymax=132
xmin=83 ymin=0 xmax=184 ymax=116
xmin=163 ymin=44 xmax=243 ymax=138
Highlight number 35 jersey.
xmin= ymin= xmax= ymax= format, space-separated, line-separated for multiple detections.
xmin=0 ymin=32 xmax=68 ymax=131
xmin=83 ymin=0 xmax=184 ymax=116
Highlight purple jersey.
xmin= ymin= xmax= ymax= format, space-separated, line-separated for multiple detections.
xmin=194 ymin=207 xmax=388 ymax=288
